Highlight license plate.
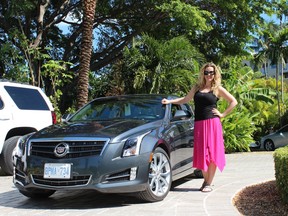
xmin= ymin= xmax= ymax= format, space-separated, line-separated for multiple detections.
xmin=44 ymin=163 xmax=71 ymax=179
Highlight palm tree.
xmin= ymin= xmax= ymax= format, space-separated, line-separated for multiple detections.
xmin=253 ymin=22 xmax=279 ymax=78
xmin=264 ymin=27 xmax=288 ymax=126
xmin=77 ymin=0 xmax=97 ymax=109
xmin=120 ymin=35 xmax=204 ymax=95
xmin=254 ymin=21 xmax=288 ymax=126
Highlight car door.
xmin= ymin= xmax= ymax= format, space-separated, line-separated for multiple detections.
xmin=275 ymin=125 xmax=288 ymax=147
xmin=169 ymin=104 xmax=194 ymax=177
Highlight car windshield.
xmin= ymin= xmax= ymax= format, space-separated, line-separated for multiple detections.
xmin=69 ymin=97 xmax=166 ymax=122
xmin=279 ymin=125 xmax=288 ymax=133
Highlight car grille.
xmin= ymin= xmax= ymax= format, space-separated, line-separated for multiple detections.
xmin=30 ymin=139 xmax=109 ymax=159
xmin=31 ymin=174 xmax=91 ymax=187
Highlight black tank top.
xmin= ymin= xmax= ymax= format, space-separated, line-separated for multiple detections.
xmin=194 ymin=90 xmax=219 ymax=121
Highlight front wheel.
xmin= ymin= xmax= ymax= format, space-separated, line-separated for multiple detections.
xmin=264 ymin=139 xmax=275 ymax=151
xmin=137 ymin=147 xmax=172 ymax=202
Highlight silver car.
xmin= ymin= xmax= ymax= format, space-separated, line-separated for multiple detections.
xmin=260 ymin=124 xmax=288 ymax=151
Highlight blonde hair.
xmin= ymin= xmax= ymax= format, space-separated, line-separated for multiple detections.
xmin=195 ymin=62 xmax=221 ymax=95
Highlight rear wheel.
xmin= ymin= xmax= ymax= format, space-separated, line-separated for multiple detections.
xmin=264 ymin=139 xmax=275 ymax=151
xmin=137 ymin=147 xmax=172 ymax=202
xmin=0 ymin=136 xmax=21 ymax=175
xmin=19 ymin=188 xmax=56 ymax=199
xmin=194 ymin=169 xmax=204 ymax=178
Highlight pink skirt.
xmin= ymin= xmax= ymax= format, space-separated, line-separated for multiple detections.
xmin=193 ymin=118 xmax=226 ymax=172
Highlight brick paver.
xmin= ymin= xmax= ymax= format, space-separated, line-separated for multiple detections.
xmin=0 ymin=152 xmax=274 ymax=216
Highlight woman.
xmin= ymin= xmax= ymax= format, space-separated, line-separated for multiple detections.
xmin=162 ymin=62 xmax=237 ymax=192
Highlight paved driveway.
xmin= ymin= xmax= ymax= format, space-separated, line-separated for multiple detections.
xmin=0 ymin=152 xmax=274 ymax=216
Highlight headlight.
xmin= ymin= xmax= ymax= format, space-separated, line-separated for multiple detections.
xmin=14 ymin=133 xmax=35 ymax=157
xmin=122 ymin=131 xmax=150 ymax=157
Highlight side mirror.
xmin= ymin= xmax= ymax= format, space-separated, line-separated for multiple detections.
xmin=172 ymin=110 xmax=192 ymax=121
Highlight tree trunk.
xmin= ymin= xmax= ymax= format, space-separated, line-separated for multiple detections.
xmin=77 ymin=0 xmax=97 ymax=109
xmin=264 ymin=60 xmax=268 ymax=78
xmin=281 ymin=57 xmax=284 ymax=103
xmin=276 ymin=62 xmax=281 ymax=126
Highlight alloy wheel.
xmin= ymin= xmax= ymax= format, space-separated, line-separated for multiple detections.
xmin=148 ymin=150 xmax=171 ymax=197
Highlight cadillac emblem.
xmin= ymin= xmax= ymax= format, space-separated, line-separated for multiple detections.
xmin=54 ymin=142 xmax=69 ymax=157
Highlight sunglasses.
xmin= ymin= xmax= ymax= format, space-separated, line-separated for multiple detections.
xmin=204 ymin=70 xmax=215 ymax=75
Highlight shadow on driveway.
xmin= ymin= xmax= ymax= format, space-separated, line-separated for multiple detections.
xmin=0 ymin=175 xmax=200 ymax=210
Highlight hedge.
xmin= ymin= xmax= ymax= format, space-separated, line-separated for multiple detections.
xmin=273 ymin=146 xmax=288 ymax=203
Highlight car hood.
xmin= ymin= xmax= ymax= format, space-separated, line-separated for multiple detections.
xmin=32 ymin=119 xmax=162 ymax=141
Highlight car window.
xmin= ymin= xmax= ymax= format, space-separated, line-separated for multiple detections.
xmin=280 ymin=125 xmax=288 ymax=133
xmin=4 ymin=86 xmax=49 ymax=110
xmin=182 ymin=103 xmax=194 ymax=117
xmin=70 ymin=98 xmax=166 ymax=121
xmin=171 ymin=104 xmax=181 ymax=117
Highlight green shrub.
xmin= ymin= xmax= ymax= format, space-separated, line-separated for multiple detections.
xmin=273 ymin=146 xmax=288 ymax=203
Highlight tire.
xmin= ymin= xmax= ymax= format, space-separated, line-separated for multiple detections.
xmin=0 ymin=136 xmax=21 ymax=175
xmin=194 ymin=169 xmax=204 ymax=178
xmin=264 ymin=139 xmax=275 ymax=151
xmin=19 ymin=188 xmax=56 ymax=199
xmin=137 ymin=147 xmax=172 ymax=202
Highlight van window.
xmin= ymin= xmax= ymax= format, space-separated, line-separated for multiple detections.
xmin=0 ymin=97 xmax=3 ymax=109
xmin=4 ymin=86 xmax=49 ymax=110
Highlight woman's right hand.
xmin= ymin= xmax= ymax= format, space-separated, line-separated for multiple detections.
xmin=161 ymin=98 xmax=170 ymax=104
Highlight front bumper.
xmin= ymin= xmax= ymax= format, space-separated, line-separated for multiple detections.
xmin=14 ymin=143 xmax=151 ymax=194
